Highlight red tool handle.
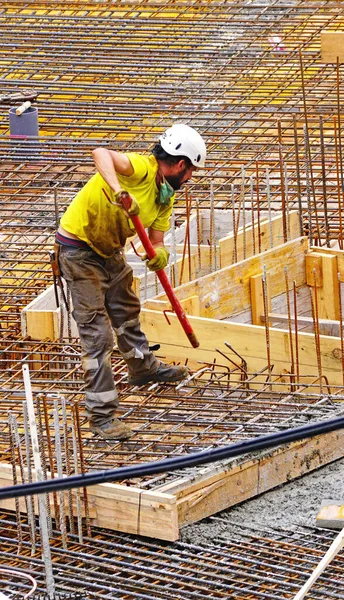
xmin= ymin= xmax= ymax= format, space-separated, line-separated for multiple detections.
xmin=103 ymin=188 xmax=200 ymax=348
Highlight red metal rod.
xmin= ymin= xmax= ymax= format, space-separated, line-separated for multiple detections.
xmin=103 ymin=188 xmax=200 ymax=348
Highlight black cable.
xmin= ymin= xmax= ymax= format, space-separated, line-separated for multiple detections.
xmin=1 ymin=415 xmax=344 ymax=500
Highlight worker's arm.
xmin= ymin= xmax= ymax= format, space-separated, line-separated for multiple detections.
xmin=92 ymin=148 xmax=134 ymax=193
xmin=148 ymin=228 xmax=165 ymax=249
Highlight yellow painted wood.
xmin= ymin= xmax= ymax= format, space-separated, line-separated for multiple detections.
xmin=219 ymin=211 xmax=300 ymax=267
xmin=321 ymin=32 xmax=344 ymax=63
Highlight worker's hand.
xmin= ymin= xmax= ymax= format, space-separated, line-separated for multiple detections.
xmin=114 ymin=190 xmax=140 ymax=216
xmin=142 ymin=247 xmax=169 ymax=272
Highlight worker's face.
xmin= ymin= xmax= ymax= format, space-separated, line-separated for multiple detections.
xmin=165 ymin=161 xmax=197 ymax=190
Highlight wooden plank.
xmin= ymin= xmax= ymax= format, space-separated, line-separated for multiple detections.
xmin=180 ymin=295 xmax=200 ymax=316
xmin=1 ymin=423 xmax=344 ymax=540
xmin=141 ymin=309 xmax=344 ymax=385
xmin=267 ymin=312 xmax=340 ymax=337
xmin=250 ymin=273 xmax=271 ymax=325
xmin=176 ymin=461 xmax=260 ymax=527
xmin=306 ymin=252 xmax=340 ymax=320
xmin=311 ymin=246 xmax=344 ymax=282
xmin=0 ymin=463 xmax=179 ymax=541
xmin=143 ymin=299 xmax=170 ymax=311
xmin=160 ymin=429 xmax=344 ymax=529
xmin=25 ymin=309 xmax=59 ymax=341
xmin=321 ymin=32 xmax=344 ymax=63
xmin=88 ymin=484 xmax=178 ymax=540
xmin=219 ymin=211 xmax=300 ymax=267
xmin=150 ymin=237 xmax=309 ymax=320
xmin=306 ymin=253 xmax=323 ymax=287
xmin=317 ymin=254 xmax=340 ymax=320
xmin=23 ymin=238 xmax=309 ymax=340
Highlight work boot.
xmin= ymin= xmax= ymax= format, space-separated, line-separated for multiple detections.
xmin=128 ymin=362 xmax=189 ymax=386
xmin=89 ymin=418 xmax=133 ymax=440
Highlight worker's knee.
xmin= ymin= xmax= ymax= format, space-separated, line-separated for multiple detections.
xmin=76 ymin=310 xmax=114 ymax=354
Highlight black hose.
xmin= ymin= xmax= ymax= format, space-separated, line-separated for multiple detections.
xmin=1 ymin=415 xmax=344 ymax=500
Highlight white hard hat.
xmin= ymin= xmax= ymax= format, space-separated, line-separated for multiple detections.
xmin=160 ymin=124 xmax=206 ymax=168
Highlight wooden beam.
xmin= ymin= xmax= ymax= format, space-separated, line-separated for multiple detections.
xmin=321 ymin=32 xmax=344 ymax=63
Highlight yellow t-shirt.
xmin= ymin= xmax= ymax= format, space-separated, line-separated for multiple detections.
xmin=60 ymin=153 xmax=174 ymax=257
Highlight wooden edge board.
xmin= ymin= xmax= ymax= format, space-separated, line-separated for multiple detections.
xmin=171 ymin=429 xmax=344 ymax=528
xmin=0 ymin=463 xmax=179 ymax=541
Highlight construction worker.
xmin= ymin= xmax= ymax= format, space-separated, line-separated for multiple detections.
xmin=56 ymin=124 xmax=207 ymax=440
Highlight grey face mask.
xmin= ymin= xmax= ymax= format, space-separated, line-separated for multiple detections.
xmin=157 ymin=177 xmax=175 ymax=206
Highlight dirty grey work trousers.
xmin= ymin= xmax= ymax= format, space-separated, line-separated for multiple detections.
xmin=59 ymin=245 xmax=158 ymax=426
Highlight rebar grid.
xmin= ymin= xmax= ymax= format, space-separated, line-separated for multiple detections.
xmin=1 ymin=339 xmax=343 ymax=490
xmin=2 ymin=2 xmax=344 ymax=242
xmin=0 ymin=511 xmax=343 ymax=599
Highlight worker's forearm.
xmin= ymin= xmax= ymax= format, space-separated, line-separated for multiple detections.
xmin=150 ymin=240 xmax=165 ymax=249
xmin=92 ymin=148 xmax=122 ymax=193
xmin=148 ymin=228 xmax=165 ymax=250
